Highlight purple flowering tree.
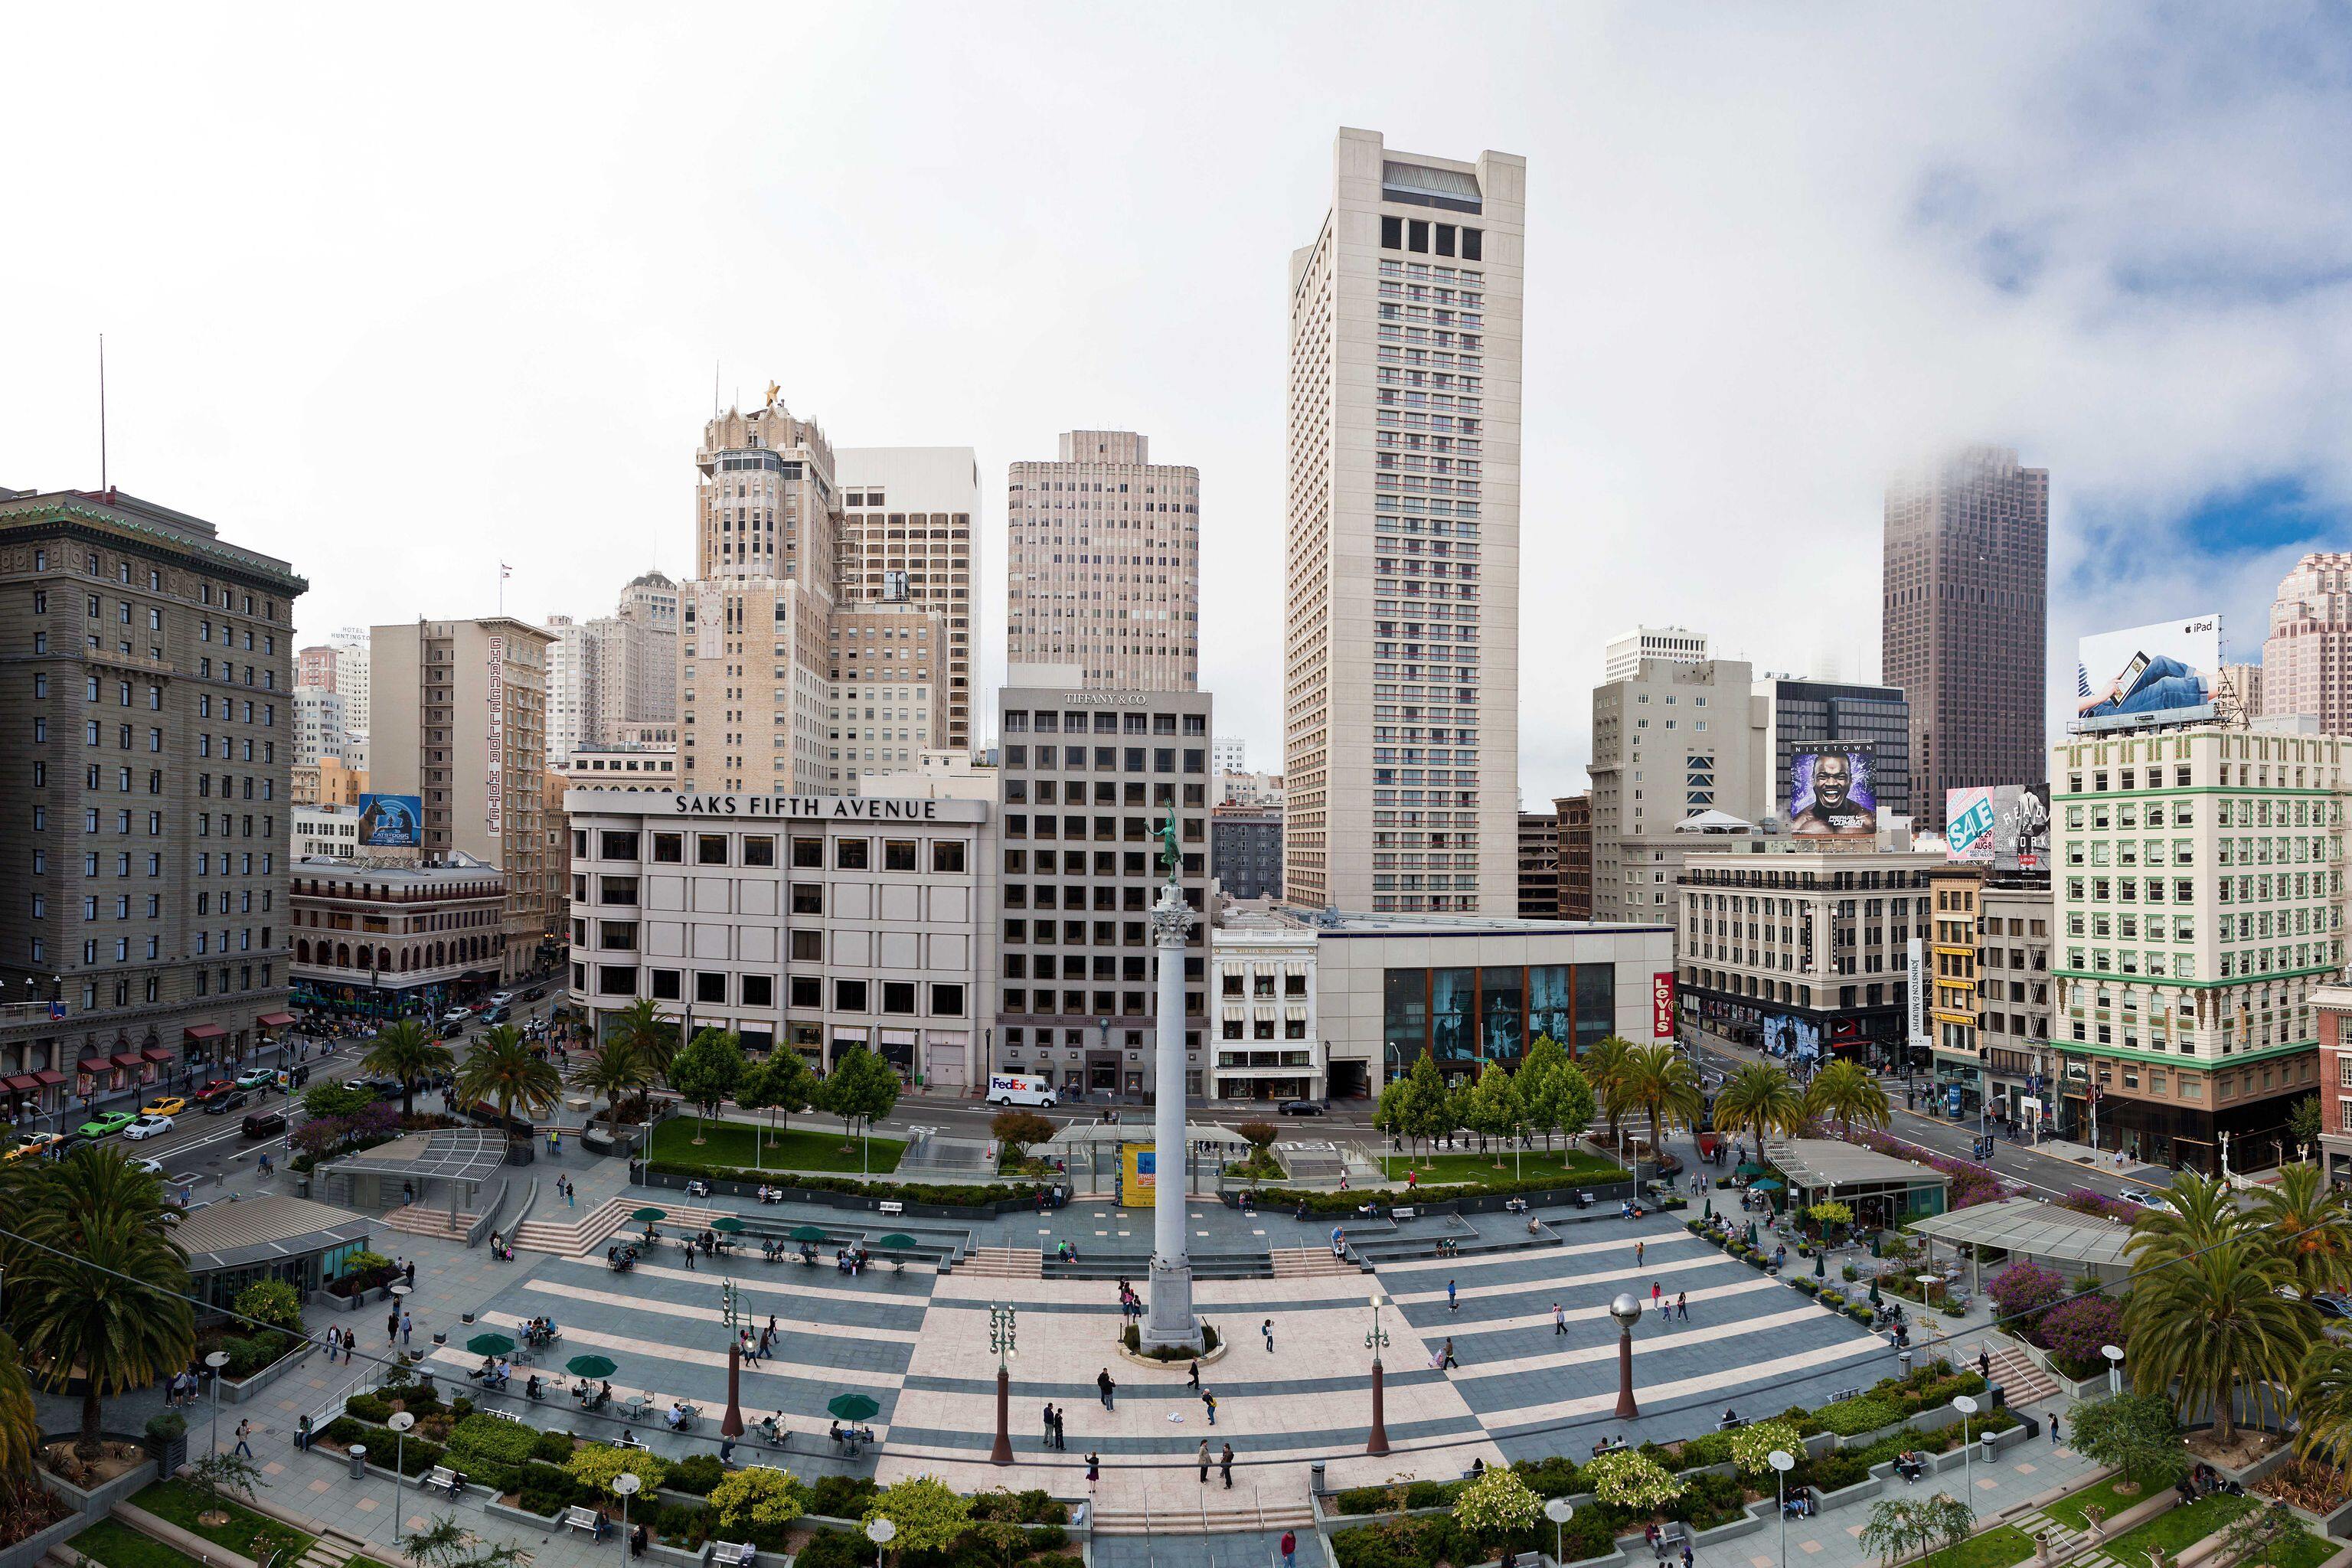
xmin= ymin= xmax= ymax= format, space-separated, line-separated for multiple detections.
xmin=2039 ymin=1292 xmax=2125 ymax=1376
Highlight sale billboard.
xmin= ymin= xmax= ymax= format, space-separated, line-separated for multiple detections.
xmin=1944 ymin=783 xmax=2050 ymax=869
xmin=2075 ymin=614 xmax=2221 ymax=733
xmin=1945 ymin=787 xmax=1997 ymax=863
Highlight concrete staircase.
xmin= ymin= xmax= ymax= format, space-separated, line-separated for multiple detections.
xmin=956 ymin=1246 xmax=1044 ymax=1279
xmin=1976 ymin=1339 xmax=2060 ymax=1409
xmin=384 ymin=1205 xmax=474 ymax=1240
xmin=2004 ymin=1504 xmax=2089 ymax=1565
xmin=1089 ymin=1492 xmax=1316 ymax=1536
xmin=1269 ymin=1246 xmax=1360 ymax=1278
xmin=512 ymin=1195 xmax=635 ymax=1255
xmin=294 ymin=1530 xmax=361 ymax=1568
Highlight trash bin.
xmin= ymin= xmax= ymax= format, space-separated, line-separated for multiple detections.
xmin=1312 ymin=1461 xmax=1326 ymax=1492
xmin=1979 ymin=1431 xmax=1998 ymax=1460
xmin=1988 ymin=1380 xmax=2005 ymax=1410
xmin=349 ymin=1444 xmax=368 ymax=1478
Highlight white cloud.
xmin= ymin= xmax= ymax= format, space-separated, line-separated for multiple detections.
xmin=3 ymin=4 xmax=2350 ymax=801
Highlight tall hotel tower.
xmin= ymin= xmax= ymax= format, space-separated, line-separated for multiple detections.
xmin=1282 ymin=128 xmax=1525 ymax=913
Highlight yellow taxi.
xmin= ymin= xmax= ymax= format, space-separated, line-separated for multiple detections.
xmin=4 ymin=1132 xmax=63 ymax=1163
xmin=141 ymin=1096 xmax=189 ymax=1119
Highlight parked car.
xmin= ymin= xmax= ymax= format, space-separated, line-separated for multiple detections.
xmin=142 ymin=1096 xmax=188 ymax=1119
xmin=192 ymin=1080 xmax=237 ymax=1106
xmin=202 ymin=1088 xmax=250 ymax=1116
xmin=485 ymin=1006 xmax=511 ymax=1025
xmin=2311 ymin=1293 xmax=2352 ymax=1321
xmin=241 ymin=1110 xmax=288 ymax=1141
xmin=132 ymin=1157 xmax=165 ymax=1176
xmin=4 ymin=1132 xmax=64 ymax=1164
xmin=78 ymin=1110 xmax=137 ymax=1139
xmin=122 ymin=1114 xmax=174 ymax=1141
xmin=235 ymin=1068 xmax=275 ymax=1089
xmin=1278 ymin=1099 xmax=1327 ymax=1116
xmin=441 ymin=1009 xmax=472 ymax=1028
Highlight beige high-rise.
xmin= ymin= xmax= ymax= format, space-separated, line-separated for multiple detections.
xmin=1283 ymin=128 xmax=1525 ymax=914
xmin=682 ymin=394 xmax=842 ymax=794
xmin=2262 ymin=552 xmax=2352 ymax=732
xmin=1007 ymin=431 xmax=1199 ymax=691
xmin=368 ymin=618 xmax=553 ymax=982
xmin=837 ymin=448 xmax=980 ymax=752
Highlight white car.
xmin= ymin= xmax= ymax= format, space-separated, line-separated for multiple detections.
xmin=132 ymin=1157 xmax=165 ymax=1176
xmin=2119 ymin=1188 xmax=2172 ymax=1212
xmin=122 ymin=1114 xmax=174 ymax=1141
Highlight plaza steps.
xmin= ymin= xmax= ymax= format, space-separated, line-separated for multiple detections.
xmin=956 ymin=1246 xmax=1044 ymax=1279
xmin=1089 ymin=1496 xmax=1317 ymax=1536
xmin=512 ymin=1195 xmax=635 ymax=1255
xmin=1981 ymin=1341 xmax=2060 ymax=1409
xmin=1347 ymin=1232 xmax=1560 ymax=1265
xmin=1270 ymin=1246 xmax=1362 ymax=1278
xmin=384 ymin=1205 xmax=475 ymax=1240
xmin=1044 ymin=1250 xmax=1274 ymax=1282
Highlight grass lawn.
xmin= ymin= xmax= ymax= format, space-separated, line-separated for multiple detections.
xmin=1920 ymin=1525 xmax=2036 ymax=1568
xmin=1379 ymin=1148 xmax=1629 ymax=1186
xmin=132 ymin=1479 xmax=315 ymax=1563
xmin=68 ymin=1518 xmax=208 ymax=1568
xmin=2102 ymin=1491 xmax=2256 ymax=1564
xmin=2046 ymin=1472 xmax=2171 ymax=1531
xmin=650 ymin=1117 xmax=905 ymax=1174
xmin=2270 ymin=1530 xmax=2340 ymax=1568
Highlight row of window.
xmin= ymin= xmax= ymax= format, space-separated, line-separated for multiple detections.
xmin=596 ymin=965 xmax=966 ymax=1016
xmin=586 ymin=829 xmax=967 ymax=874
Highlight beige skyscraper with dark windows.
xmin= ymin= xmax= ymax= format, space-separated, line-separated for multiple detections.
xmin=2262 ymin=552 xmax=2352 ymax=733
xmin=1283 ymin=128 xmax=1524 ymax=914
xmin=836 ymin=448 xmax=979 ymax=752
xmin=1007 ymin=431 xmax=1198 ymax=691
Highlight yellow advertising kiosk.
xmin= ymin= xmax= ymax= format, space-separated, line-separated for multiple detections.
xmin=1118 ymin=1143 xmax=1156 ymax=1206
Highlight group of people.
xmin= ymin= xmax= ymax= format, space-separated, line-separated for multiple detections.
xmin=1038 ymin=1403 xmax=1070 ymax=1449
xmin=521 ymin=1315 xmax=560 ymax=1347
xmin=606 ymin=1242 xmax=642 ymax=1271
xmin=835 ymin=1244 xmax=872 ymax=1275
xmin=663 ymin=1400 xmax=697 ymax=1432
xmin=737 ymin=1318 xmax=780 ymax=1363
xmin=1114 ymin=1279 xmax=1143 ymax=1322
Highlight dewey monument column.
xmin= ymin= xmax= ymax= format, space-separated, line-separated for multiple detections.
xmin=1142 ymin=812 xmax=1201 ymax=1351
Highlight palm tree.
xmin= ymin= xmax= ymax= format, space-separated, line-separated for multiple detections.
xmin=1616 ymin=1043 xmax=1703 ymax=1178
xmin=2251 ymin=1161 xmax=2352 ymax=1302
xmin=1803 ymin=1059 xmax=1890 ymax=1137
xmin=364 ymin=1019 xmax=456 ymax=1120
xmin=2127 ymin=1172 xmax=2242 ymax=1266
xmin=1582 ymin=1036 xmax=1634 ymax=1145
xmin=2125 ymin=1233 xmax=2306 ymax=1445
xmin=10 ymin=1149 xmax=194 ymax=1458
xmin=454 ymin=1025 xmax=562 ymax=1152
xmin=1715 ymin=1062 xmax=1807 ymax=1148
xmin=607 ymin=998 xmax=679 ymax=1083
xmin=575 ymin=1040 xmax=652 ymax=1136
xmin=2292 ymin=1340 xmax=2352 ymax=1468
xmin=0 ymin=1337 xmax=38 ymax=1478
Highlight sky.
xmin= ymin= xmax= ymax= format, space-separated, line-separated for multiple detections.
xmin=6 ymin=4 xmax=2352 ymax=802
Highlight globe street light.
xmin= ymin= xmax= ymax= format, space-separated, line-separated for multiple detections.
xmin=867 ymin=1514 xmax=897 ymax=1568
xmin=1544 ymin=1497 xmax=1573 ymax=1566
xmin=2101 ymin=1343 xmax=2124 ymax=1398
xmin=1768 ymin=1449 xmax=1795 ymax=1568
xmin=204 ymin=1350 xmax=231 ymax=1458
xmin=614 ymin=1470 xmax=641 ymax=1561
xmin=387 ymin=1410 xmax=416 ymax=1534
xmin=1953 ymin=1394 xmax=1979 ymax=1513
xmin=1609 ymin=1294 xmax=1642 ymax=1419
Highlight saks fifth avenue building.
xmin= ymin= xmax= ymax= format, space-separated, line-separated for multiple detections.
xmin=564 ymin=789 xmax=996 ymax=1093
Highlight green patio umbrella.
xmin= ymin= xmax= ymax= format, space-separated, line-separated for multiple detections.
xmin=876 ymin=1233 xmax=918 ymax=1250
xmin=827 ymin=1392 xmax=882 ymax=1423
xmin=791 ymin=1224 xmax=830 ymax=1243
xmin=1745 ymin=1220 xmax=1758 ymax=1246
xmin=631 ymin=1207 xmax=668 ymax=1223
xmin=1735 ymin=1162 xmax=1766 ymax=1178
xmin=1813 ymin=1252 xmax=1825 ymax=1279
xmin=567 ymin=1354 xmax=619 ymax=1380
xmin=466 ymin=1332 xmax=516 ymax=1357
xmin=710 ymin=1217 xmax=746 ymax=1233
xmin=1749 ymin=1178 xmax=1782 ymax=1191
xmin=1869 ymin=1277 xmax=1881 ymax=1306
xmin=1870 ymin=1231 xmax=1883 ymax=1259
xmin=1702 ymin=1198 xmax=1713 ymax=1220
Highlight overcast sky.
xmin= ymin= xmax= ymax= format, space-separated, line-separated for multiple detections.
xmin=7 ymin=4 xmax=2352 ymax=801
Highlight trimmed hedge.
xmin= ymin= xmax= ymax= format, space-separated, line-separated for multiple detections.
xmin=648 ymin=1158 xmax=1034 ymax=1208
xmin=1242 ymin=1171 xmax=1632 ymax=1216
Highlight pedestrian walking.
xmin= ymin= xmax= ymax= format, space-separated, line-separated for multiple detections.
xmin=1681 ymin=1542 xmax=1694 ymax=1568
xmin=400 ymin=1312 xmax=413 ymax=1345
xmin=1188 ymin=1359 xmax=1200 ymax=1390
xmin=1263 ymin=1318 xmax=1275 ymax=1354
xmin=1441 ymin=1337 xmax=1457 ymax=1370
xmin=342 ymin=1328 xmax=355 ymax=1362
xmin=1197 ymin=1439 xmax=1210 ymax=1483
xmin=720 ymin=1437 xmax=734 ymax=1464
xmin=1281 ymin=1530 xmax=1297 ymax=1568
xmin=1675 ymin=1291 xmax=1687 ymax=1321
xmin=1086 ymin=1452 xmax=1100 ymax=1491
xmin=1220 ymin=1443 xmax=1233 ymax=1489
xmin=1635 ymin=1240 xmax=1645 ymax=1266
xmin=1202 ymin=1390 xmax=1217 ymax=1426
xmin=1053 ymin=1409 xmax=1066 ymax=1449
xmin=1447 ymin=1279 xmax=1458 ymax=1312
xmin=386 ymin=1308 xmax=399 ymax=1345
xmin=1978 ymin=1348 xmax=1992 ymax=1381
xmin=1553 ymin=1302 xmax=1566 ymax=1335
xmin=1097 ymin=1368 xmax=1116 ymax=1409
xmin=234 ymin=1419 xmax=253 ymax=1459
xmin=2050 ymin=1413 xmax=2062 ymax=1447
xmin=1043 ymin=1404 xmax=1055 ymax=1442
xmin=404 ymin=1260 xmax=417 ymax=1289
xmin=682 ymin=1242 xmax=696 ymax=1271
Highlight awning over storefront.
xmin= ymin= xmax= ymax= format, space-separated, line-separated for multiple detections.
xmin=30 ymin=1070 xmax=64 ymax=1086
xmin=185 ymin=1024 xmax=227 ymax=1042
xmin=141 ymin=1047 xmax=175 ymax=1064
xmin=107 ymin=1052 xmax=144 ymax=1070
xmin=256 ymin=1012 xmax=296 ymax=1028
xmin=3 ymin=1076 xmax=38 ymax=1093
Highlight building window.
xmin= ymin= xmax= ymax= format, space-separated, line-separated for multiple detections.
xmin=834 ymin=978 xmax=868 ymax=1011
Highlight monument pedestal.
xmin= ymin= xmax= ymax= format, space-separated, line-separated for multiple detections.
xmin=1142 ymin=1257 xmax=1200 ymax=1351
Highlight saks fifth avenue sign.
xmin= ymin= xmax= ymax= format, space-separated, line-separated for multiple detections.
xmin=675 ymin=794 xmax=942 ymax=819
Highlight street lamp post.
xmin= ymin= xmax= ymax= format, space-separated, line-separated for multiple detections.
xmin=1768 ymin=1449 xmax=1795 ymax=1568
xmin=1609 ymin=1295 xmax=1642 ymax=1419
xmin=614 ymin=1471 xmax=640 ymax=1560
xmin=1544 ymin=1498 xmax=1573 ymax=1567
xmin=387 ymin=1410 xmax=415 ymax=1532
xmin=1953 ymin=1395 xmax=1979 ymax=1514
xmin=867 ymin=1515 xmax=896 ymax=1568
xmin=2102 ymin=1344 xmax=2124 ymax=1398
xmin=204 ymin=1350 xmax=230 ymax=1457
xmin=989 ymin=1305 xmax=1018 ymax=1465
xmin=1365 ymin=1293 xmax=1392 ymax=1456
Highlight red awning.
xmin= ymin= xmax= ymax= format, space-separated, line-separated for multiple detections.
xmin=256 ymin=1011 xmax=296 ymax=1028
xmin=3 ymin=1076 xmax=38 ymax=1093
xmin=31 ymin=1070 xmax=64 ymax=1086
xmin=107 ymin=1052 xmax=143 ymax=1070
xmin=141 ymin=1047 xmax=175 ymax=1064
xmin=184 ymin=1024 xmax=227 ymax=1041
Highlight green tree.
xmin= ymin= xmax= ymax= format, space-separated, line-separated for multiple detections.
xmin=567 ymin=1442 xmax=668 ymax=1498
xmin=1727 ymin=1419 xmax=1805 ymax=1477
xmin=1463 ymin=1065 xmax=1524 ymax=1168
xmin=991 ymin=1110 xmax=1056 ymax=1165
xmin=1617 ymin=1044 xmax=1702 ymax=1177
xmin=2125 ymin=1204 xmax=2307 ymax=1444
xmin=362 ymin=1019 xmax=454 ymax=1120
xmin=2288 ymin=1094 xmax=2324 ymax=1152
xmin=1804 ymin=1058 xmax=1890 ymax=1136
xmin=707 ymin=1466 xmax=809 ymax=1532
xmin=2290 ymin=1340 xmax=2352 ymax=1469
xmin=0 ymin=1334 xmax=41 ymax=1480
xmin=1399 ymin=1053 xmax=1452 ymax=1166
xmin=2217 ymin=1502 xmax=2303 ymax=1568
xmin=668 ymin=1029 xmax=747 ymax=1145
xmin=1714 ymin=1062 xmax=1807 ymax=1148
xmin=576 ymin=1040 xmax=653 ymax=1137
xmin=1373 ymin=1076 xmax=1410 ymax=1166
xmin=816 ymin=1045 xmax=900 ymax=1150
xmin=1580 ymin=1037 xmax=1635 ymax=1144
xmin=743 ymin=1051 xmax=818 ymax=1145
xmin=302 ymin=1081 xmax=377 ymax=1122
xmin=1922 ymin=1494 xmax=1977 ymax=1560
xmin=864 ymin=1475 xmax=972 ymax=1558
xmin=455 ymin=1024 xmax=561 ymax=1151
xmin=2066 ymin=1393 xmax=2189 ymax=1491
xmin=1451 ymin=1465 xmax=1541 ymax=1544
xmin=1580 ymin=1449 xmax=1681 ymax=1511
xmin=1860 ymin=1498 xmax=1929 ymax=1566
xmin=2251 ymin=1161 xmax=2352 ymax=1302
xmin=185 ymin=1449 xmax=268 ymax=1526
xmin=1528 ymin=1058 xmax=1597 ymax=1161
xmin=231 ymin=1279 xmax=305 ymax=1334
xmin=733 ymin=1054 xmax=806 ymax=1166
xmin=400 ymin=1516 xmax=532 ymax=1568
xmin=607 ymin=997 xmax=681 ymax=1083
xmin=10 ymin=1148 xmax=194 ymax=1456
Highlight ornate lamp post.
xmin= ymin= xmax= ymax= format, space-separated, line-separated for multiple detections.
xmin=1365 ymin=1292 xmax=1392 ymax=1456
xmin=989 ymin=1305 xmax=1018 ymax=1465
xmin=1768 ymin=1449 xmax=1795 ymax=1568
xmin=1610 ymin=1294 xmax=1642 ymax=1419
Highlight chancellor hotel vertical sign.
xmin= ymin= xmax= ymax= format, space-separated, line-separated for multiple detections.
xmin=485 ymin=633 xmax=505 ymax=839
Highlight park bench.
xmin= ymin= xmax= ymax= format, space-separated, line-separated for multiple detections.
xmin=564 ymin=1508 xmax=605 ymax=1537
xmin=686 ymin=1180 xmax=712 ymax=1199
xmin=877 ymin=1200 xmax=905 ymax=1217
xmin=485 ymin=1408 xmax=528 ymax=1424
xmin=616 ymin=1432 xmax=651 ymax=1451
xmin=713 ymin=1542 xmax=756 ymax=1566
xmin=1391 ymin=1206 xmax=1416 ymax=1221
xmin=426 ymin=1465 xmax=463 ymax=1494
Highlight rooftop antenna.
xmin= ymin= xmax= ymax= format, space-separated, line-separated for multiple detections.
xmin=96 ymin=333 xmax=108 ymax=494
xmin=712 ymin=361 xmax=720 ymax=417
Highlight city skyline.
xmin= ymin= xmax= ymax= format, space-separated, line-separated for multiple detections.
xmin=7 ymin=8 xmax=2352 ymax=802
